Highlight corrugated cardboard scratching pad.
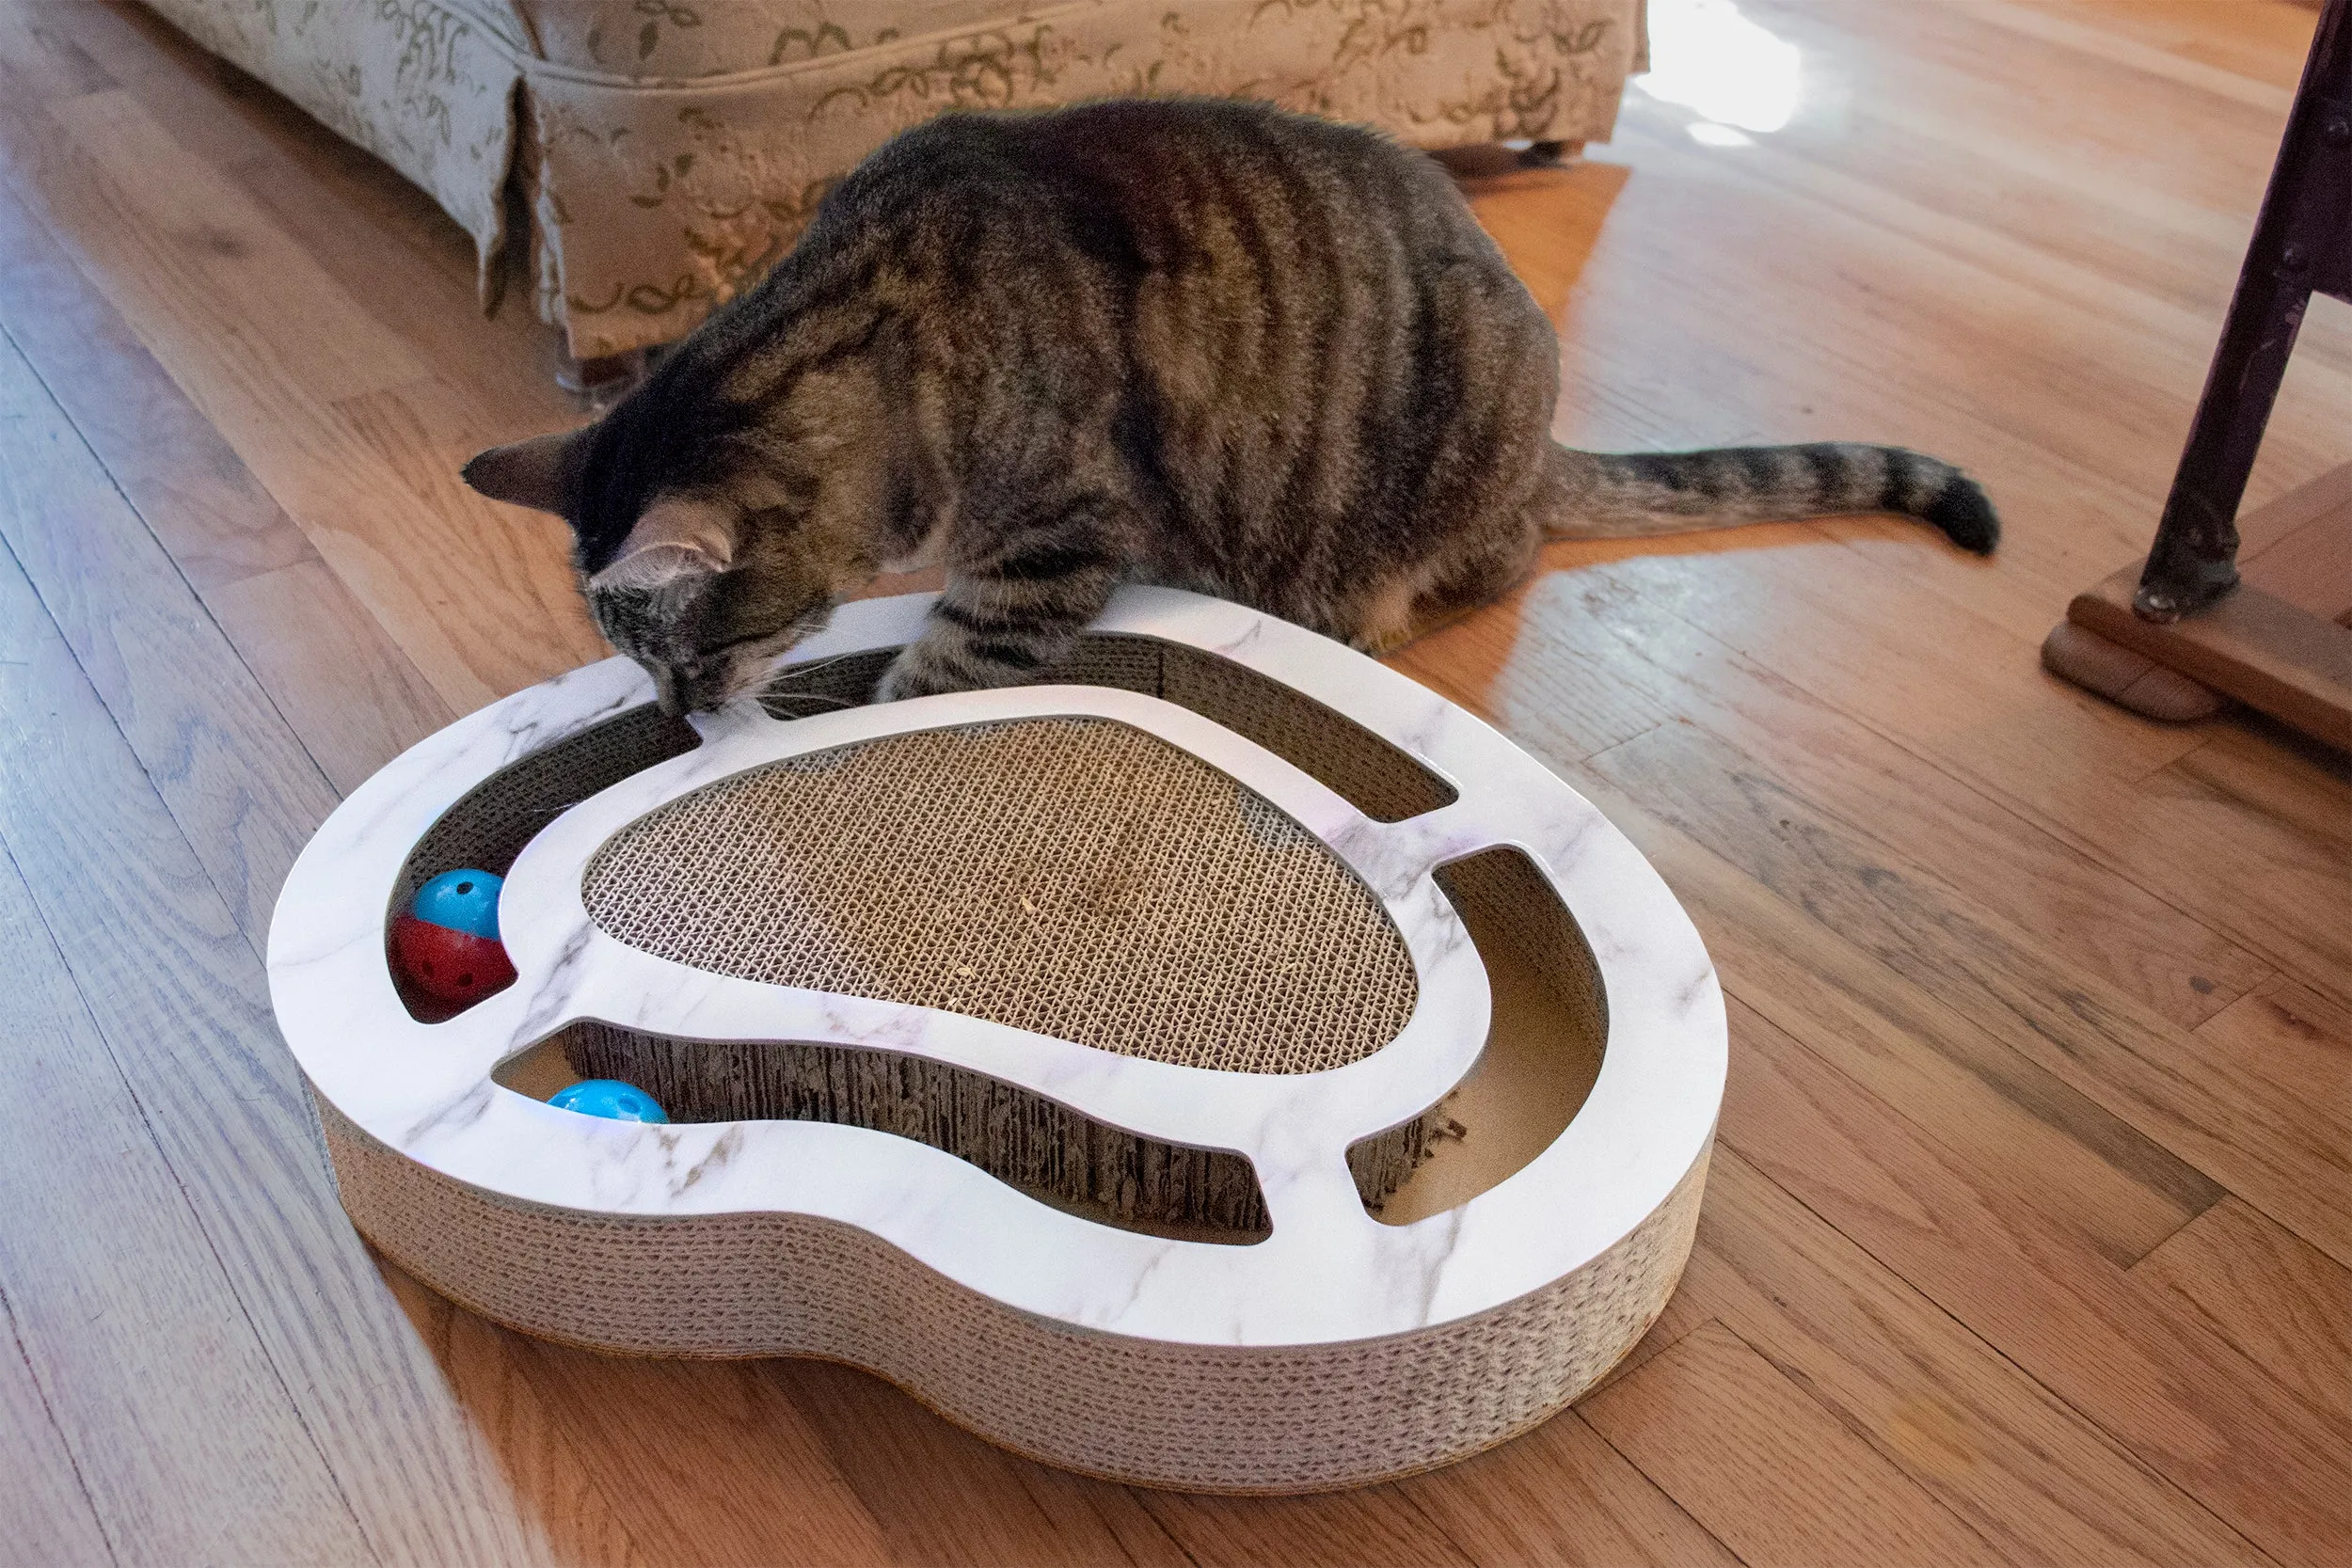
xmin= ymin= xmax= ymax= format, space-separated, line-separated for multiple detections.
xmin=583 ymin=719 xmax=1418 ymax=1074
xmin=269 ymin=587 xmax=1725 ymax=1493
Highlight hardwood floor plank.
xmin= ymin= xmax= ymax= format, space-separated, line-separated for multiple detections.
xmin=0 ymin=175 xmax=449 ymax=792
xmin=204 ymin=558 xmax=454 ymax=792
xmin=1544 ymin=131 xmax=2332 ymax=627
xmin=1551 ymin=765 xmax=2221 ymax=1263
xmin=2134 ymin=1196 xmax=2352 ymax=1432
xmin=1535 ymin=94 xmax=2348 ymax=659
xmin=483 ymin=1342 xmax=897 ymax=1568
xmin=0 ymin=179 xmax=310 ymax=593
xmin=1720 ymin=993 xmax=2352 ymax=1561
xmin=1600 ymin=532 xmax=2352 ymax=1006
xmin=0 ymin=81 xmax=593 ymax=709
xmin=1387 ymin=582 xmax=1677 ymax=766
xmin=2006 ymin=0 xmax=2317 ymax=89
xmin=1410 ymin=557 xmax=2269 ymax=1027
xmin=376 ymin=1261 xmax=650 ymax=1568
xmin=779 ymin=1358 xmax=1177 ymax=1568
xmin=332 ymin=374 xmax=597 ymax=656
xmin=0 ymin=839 xmax=369 ymax=1564
xmin=1584 ymin=718 xmax=2352 ymax=1266
xmin=1740 ymin=0 xmax=2299 ymax=326
xmin=1581 ymin=1322 xmax=2002 ymax=1567
xmin=228 ymin=150 xmax=574 ymax=445
xmin=0 ymin=494 xmax=546 ymax=1564
xmin=1692 ymin=1142 xmax=2265 ymax=1565
xmin=2182 ymin=972 xmax=2352 ymax=1243
xmin=1135 ymin=1484 xmax=1477 ymax=1568
xmin=0 ymin=2 xmax=115 ymax=99
xmin=1960 ymin=0 xmax=2296 ymax=109
xmin=48 ymin=87 xmax=423 ymax=403
xmin=2152 ymin=719 xmax=2352 ymax=864
xmin=0 ymin=1275 xmax=116 ymax=1566
xmin=1390 ymin=1409 xmax=1739 ymax=1566
xmin=0 ymin=325 xmax=336 ymax=940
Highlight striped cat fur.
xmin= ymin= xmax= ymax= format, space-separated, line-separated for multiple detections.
xmin=465 ymin=99 xmax=1997 ymax=715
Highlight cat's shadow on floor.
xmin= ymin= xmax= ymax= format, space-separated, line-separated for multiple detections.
xmin=1440 ymin=149 xmax=1631 ymax=322
xmin=1387 ymin=520 xmax=1843 ymax=726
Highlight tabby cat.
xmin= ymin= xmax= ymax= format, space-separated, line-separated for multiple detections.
xmin=466 ymin=98 xmax=1995 ymax=715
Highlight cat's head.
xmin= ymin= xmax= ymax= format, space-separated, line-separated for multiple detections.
xmin=463 ymin=362 xmax=885 ymax=714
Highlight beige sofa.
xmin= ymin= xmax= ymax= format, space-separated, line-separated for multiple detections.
xmin=140 ymin=0 xmax=1645 ymax=359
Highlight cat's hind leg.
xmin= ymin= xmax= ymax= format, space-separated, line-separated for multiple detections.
xmin=1340 ymin=528 xmax=1542 ymax=656
xmin=876 ymin=512 xmax=1126 ymax=701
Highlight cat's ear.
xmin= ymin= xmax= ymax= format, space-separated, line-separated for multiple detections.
xmin=586 ymin=499 xmax=736 ymax=596
xmin=461 ymin=429 xmax=581 ymax=515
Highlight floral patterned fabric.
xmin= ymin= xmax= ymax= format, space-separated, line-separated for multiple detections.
xmin=139 ymin=0 xmax=1645 ymax=357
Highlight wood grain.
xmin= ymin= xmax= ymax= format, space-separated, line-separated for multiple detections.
xmin=1721 ymin=994 xmax=2352 ymax=1562
xmin=0 ymin=807 xmax=367 ymax=1563
xmin=0 ymin=446 xmax=545 ymax=1561
xmin=0 ymin=1275 xmax=111 ymax=1567
xmin=497 ymin=1347 xmax=896 ymax=1568
xmin=1 ymin=0 xmax=2348 ymax=1560
xmin=0 ymin=325 xmax=336 ymax=941
xmin=0 ymin=78 xmax=594 ymax=708
xmin=1690 ymin=1145 xmax=2266 ymax=1565
xmin=1132 ymin=1484 xmax=1476 ymax=1568
xmin=782 ymin=1359 xmax=1180 ymax=1568
xmin=0 ymin=174 xmax=312 ymax=593
xmin=2135 ymin=1196 xmax=2352 ymax=1430
xmin=375 ymin=1259 xmax=651 ymax=1568
xmin=1390 ymin=1410 xmax=1737 ymax=1566
xmin=1560 ymin=764 xmax=2223 ymax=1264
xmin=0 ymin=171 xmax=451 ymax=794
xmin=1581 ymin=1321 xmax=2003 ymax=1567
xmin=1584 ymin=719 xmax=2352 ymax=1269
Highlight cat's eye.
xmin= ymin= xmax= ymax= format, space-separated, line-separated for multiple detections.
xmin=698 ymin=629 xmax=780 ymax=658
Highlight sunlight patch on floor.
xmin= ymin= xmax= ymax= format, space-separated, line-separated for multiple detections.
xmin=1636 ymin=0 xmax=1802 ymax=143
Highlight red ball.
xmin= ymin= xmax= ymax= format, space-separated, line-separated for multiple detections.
xmin=390 ymin=912 xmax=516 ymax=1006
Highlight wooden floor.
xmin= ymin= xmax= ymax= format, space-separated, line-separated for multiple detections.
xmin=0 ymin=1 xmax=2347 ymax=1562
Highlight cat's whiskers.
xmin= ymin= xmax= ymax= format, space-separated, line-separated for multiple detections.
xmin=760 ymin=689 xmax=858 ymax=717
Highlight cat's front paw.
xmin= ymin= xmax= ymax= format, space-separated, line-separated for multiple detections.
xmin=874 ymin=647 xmax=963 ymax=704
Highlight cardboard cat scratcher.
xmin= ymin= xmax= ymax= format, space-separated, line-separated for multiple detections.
xmin=268 ymin=586 xmax=1725 ymax=1493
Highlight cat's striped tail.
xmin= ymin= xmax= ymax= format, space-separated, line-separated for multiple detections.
xmin=1545 ymin=442 xmax=1998 ymax=554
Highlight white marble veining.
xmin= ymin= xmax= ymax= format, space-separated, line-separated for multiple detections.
xmin=269 ymin=587 xmax=1725 ymax=1348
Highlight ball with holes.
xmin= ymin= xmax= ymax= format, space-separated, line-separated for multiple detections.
xmin=390 ymin=868 xmax=516 ymax=1006
xmin=411 ymin=868 xmax=504 ymax=939
xmin=548 ymin=1079 xmax=669 ymax=1123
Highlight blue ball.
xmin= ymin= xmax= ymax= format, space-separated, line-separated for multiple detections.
xmin=412 ymin=868 xmax=503 ymax=939
xmin=548 ymin=1079 xmax=669 ymax=1124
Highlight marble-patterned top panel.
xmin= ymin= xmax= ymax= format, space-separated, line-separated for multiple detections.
xmin=269 ymin=588 xmax=1724 ymax=1346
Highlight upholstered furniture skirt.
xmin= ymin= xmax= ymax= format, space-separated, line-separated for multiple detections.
xmin=136 ymin=0 xmax=1645 ymax=357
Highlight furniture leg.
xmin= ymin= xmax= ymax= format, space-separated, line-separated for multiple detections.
xmin=2046 ymin=0 xmax=2352 ymax=749
xmin=2134 ymin=1 xmax=2352 ymax=619
xmin=555 ymin=348 xmax=646 ymax=407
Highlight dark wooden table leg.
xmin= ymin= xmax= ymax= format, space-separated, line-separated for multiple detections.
xmin=2045 ymin=0 xmax=2352 ymax=750
xmin=2135 ymin=0 xmax=2352 ymax=621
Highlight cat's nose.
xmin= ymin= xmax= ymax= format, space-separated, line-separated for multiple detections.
xmin=666 ymin=663 xmax=737 ymax=715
